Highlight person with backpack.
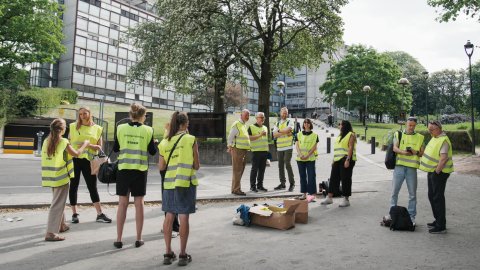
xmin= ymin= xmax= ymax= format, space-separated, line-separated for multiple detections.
xmin=419 ymin=120 xmax=454 ymax=234
xmin=42 ymin=118 xmax=90 ymax=241
xmin=295 ymin=118 xmax=318 ymax=200
xmin=273 ymin=107 xmax=295 ymax=192
xmin=387 ymin=117 xmax=425 ymax=226
xmin=321 ymin=120 xmax=356 ymax=207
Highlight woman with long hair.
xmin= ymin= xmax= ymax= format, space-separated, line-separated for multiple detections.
xmin=114 ymin=103 xmax=157 ymax=248
xmin=42 ymin=118 xmax=89 ymax=241
xmin=321 ymin=120 xmax=357 ymax=207
xmin=68 ymin=106 xmax=111 ymax=224
xmin=295 ymin=118 xmax=319 ymax=200
xmin=159 ymin=111 xmax=200 ymax=266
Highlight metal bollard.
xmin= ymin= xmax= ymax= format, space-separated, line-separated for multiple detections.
xmin=327 ymin=137 xmax=331 ymax=153
xmin=36 ymin=131 xmax=45 ymax=156
xmin=371 ymin=136 xmax=375 ymax=154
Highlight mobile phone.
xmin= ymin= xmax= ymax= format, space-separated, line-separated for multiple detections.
xmin=406 ymin=147 xmax=412 ymax=152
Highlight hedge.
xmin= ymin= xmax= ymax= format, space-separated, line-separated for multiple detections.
xmin=15 ymin=88 xmax=78 ymax=117
xmin=418 ymin=130 xmax=473 ymax=152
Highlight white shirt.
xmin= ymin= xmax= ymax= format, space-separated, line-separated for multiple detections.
xmin=227 ymin=119 xmax=246 ymax=147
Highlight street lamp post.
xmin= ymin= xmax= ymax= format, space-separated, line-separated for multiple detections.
xmin=363 ymin=86 xmax=371 ymax=141
xmin=398 ymin=78 xmax=410 ymax=130
xmin=422 ymin=71 xmax=429 ymax=125
xmin=277 ymin=81 xmax=285 ymax=109
xmin=332 ymin=92 xmax=337 ymax=123
xmin=465 ymin=40 xmax=476 ymax=155
xmin=346 ymin=90 xmax=352 ymax=121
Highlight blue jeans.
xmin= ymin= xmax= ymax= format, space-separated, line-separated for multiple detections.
xmin=390 ymin=165 xmax=417 ymax=220
xmin=297 ymin=161 xmax=316 ymax=195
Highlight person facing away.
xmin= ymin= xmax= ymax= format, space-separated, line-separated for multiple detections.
xmin=158 ymin=111 xmax=200 ymax=266
xmin=42 ymin=118 xmax=89 ymax=241
xmin=419 ymin=120 xmax=454 ymax=234
xmin=295 ymin=118 xmax=319 ymax=200
xmin=227 ymin=109 xmax=251 ymax=196
xmin=248 ymin=112 xmax=269 ymax=192
xmin=113 ymin=103 xmax=157 ymax=249
xmin=68 ymin=106 xmax=111 ymax=224
xmin=388 ymin=117 xmax=425 ymax=225
xmin=273 ymin=107 xmax=295 ymax=192
xmin=321 ymin=120 xmax=356 ymax=207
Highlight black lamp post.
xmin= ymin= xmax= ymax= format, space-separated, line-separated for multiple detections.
xmin=277 ymin=81 xmax=285 ymax=109
xmin=363 ymin=85 xmax=371 ymax=140
xmin=422 ymin=71 xmax=429 ymax=125
xmin=346 ymin=90 xmax=352 ymax=120
xmin=332 ymin=92 xmax=337 ymax=123
xmin=465 ymin=40 xmax=476 ymax=155
xmin=398 ymin=78 xmax=410 ymax=131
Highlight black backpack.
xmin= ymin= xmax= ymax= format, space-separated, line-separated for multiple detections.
xmin=389 ymin=206 xmax=415 ymax=231
xmin=98 ymin=160 xmax=118 ymax=184
xmin=385 ymin=131 xmax=402 ymax=169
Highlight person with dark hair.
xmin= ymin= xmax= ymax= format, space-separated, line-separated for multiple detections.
xmin=113 ymin=103 xmax=157 ymax=248
xmin=295 ymin=118 xmax=318 ymax=200
xmin=42 ymin=118 xmax=89 ymax=241
xmin=321 ymin=120 xmax=357 ymax=207
xmin=68 ymin=106 xmax=111 ymax=224
xmin=159 ymin=111 xmax=200 ymax=266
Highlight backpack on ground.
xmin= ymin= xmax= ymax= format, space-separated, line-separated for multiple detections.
xmin=389 ymin=206 xmax=415 ymax=231
xmin=385 ymin=131 xmax=402 ymax=170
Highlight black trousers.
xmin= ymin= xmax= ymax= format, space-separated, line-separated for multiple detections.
xmin=328 ymin=157 xmax=355 ymax=197
xmin=427 ymin=171 xmax=449 ymax=229
xmin=69 ymin=158 xmax=100 ymax=205
xmin=250 ymin=151 xmax=268 ymax=188
xmin=160 ymin=170 xmax=179 ymax=232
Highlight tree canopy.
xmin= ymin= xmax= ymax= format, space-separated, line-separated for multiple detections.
xmin=427 ymin=0 xmax=480 ymax=22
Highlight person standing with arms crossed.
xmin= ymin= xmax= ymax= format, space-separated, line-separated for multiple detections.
xmin=248 ymin=112 xmax=269 ymax=192
xmin=295 ymin=118 xmax=318 ymax=200
xmin=113 ymin=103 xmax=157 ymax=248
xmin=42 ymin=118 xmax=89 ymax=241
xmin=273 ymin=107 xmax=295 ymax=192
xmin=227 ymin=109 xmax=250 ymax=196
xmin=68 ymin=106 xmax=111 ymax=224
xmin=419 ymin=120 xmax=454 ymax=234
xmin=159 ymin=111 xmax=200 ymax=266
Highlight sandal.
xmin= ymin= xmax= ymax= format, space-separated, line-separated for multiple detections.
xmin=60 ymin=224 xmax=70 ymax=233
xmin=178 ymin=254 xmax=192 ymax=266
xmin=45 ymin=234 xmax=65 ymax=242
xmin=163 ymin=252 xmax=177 ymax=265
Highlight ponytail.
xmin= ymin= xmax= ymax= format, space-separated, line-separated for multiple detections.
xmin=47 ymin=118 xmax=66 ymax=157
xmin=167 ymin=111 xmax=188 ymax=141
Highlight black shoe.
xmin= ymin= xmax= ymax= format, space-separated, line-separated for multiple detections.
xmin=288 ymin=185 xmax=295 ymax=192
xmin=250 ymin=187 xmax=258 ymax=192
xmin=113 ymin=241 xmax=123 ymax=249
xmin=96 ymin=213 xmax=112 ymax=223
xmin=135 ymin=240 xmax=144 ymax=248
xmin=274 ymin=184 xmax=286 ymax=190
xmin=257 ymin=187 xmax=268 ymax=192
xmin=72 ymin=213 xmax=79 ymax=224
xmin=429 ymin=227 xmax=447 ymax=234
xmin=427 ymin=221 xmax=437 ymax=228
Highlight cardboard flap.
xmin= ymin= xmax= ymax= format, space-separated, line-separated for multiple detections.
xmin=249 ymin=205 xmax=273 ymax=216
xmin=285 ymin=203 xmax=299 ymax=215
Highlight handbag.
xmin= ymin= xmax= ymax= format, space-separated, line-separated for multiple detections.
xmin=90 ymin=149 xmax=108 ymax=175
xmin=98 ymin=147 xmax=118 ymax=184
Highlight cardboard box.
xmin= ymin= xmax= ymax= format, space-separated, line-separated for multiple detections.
xmin=283 ymin=199 xmax=308 ymax=224
xmin=250 ymin=204 xmax=299 ymax=230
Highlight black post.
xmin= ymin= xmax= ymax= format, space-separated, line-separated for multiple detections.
xmin=371 ymin=136 xmax=376 ymax=154
xmin=469 ymin=56 xmax=476 ymax=155
xmin=327 ymin=137 xmax=331 ymax=154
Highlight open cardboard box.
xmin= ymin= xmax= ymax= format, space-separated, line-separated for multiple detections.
xmin=283 ymin=199 xmax=308 ymax=224
xmin=250 ymin=204 xmax=299 ymax=230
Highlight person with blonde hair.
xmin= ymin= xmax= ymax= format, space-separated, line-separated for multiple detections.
xmin=113 ymin=103 xmax=157 ymax=248
xmin=68 ymin=106 xmax=111 ymax=224
xmin=42 ymin=118 xmax=89 ymax=241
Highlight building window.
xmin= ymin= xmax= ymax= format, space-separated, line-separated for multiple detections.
xmin=80 ymin=0 xmax=101 ymax=8
xmin=120 ymin=9 xmax=139 ymax=22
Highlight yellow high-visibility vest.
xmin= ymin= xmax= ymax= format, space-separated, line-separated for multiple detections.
xmin=419 ymin=136 xmax=454 ymax=173
xmin=249 ymin=124 xmax=269 ymax=152
xmin=41 ymin=138 xmax=74 ymax=187
xmin=395 ymin=132 xmax=424 ymax=168
xmin=296 ymin=132 xmax=318 ymax=162
xmin=276 ymin=120 xmax=293 ymax=149
xmin=230 ymin=120 xmax=250 ymax=150
xmin=333 ymin=132 xmax=356 ymax=161
xmin=117 ymin=123 xmax=153 ymax=171
xmin=161 ymin=133 xmax=198 ymax=189
xmin=69 ymin=123 xmax=102 ymax=160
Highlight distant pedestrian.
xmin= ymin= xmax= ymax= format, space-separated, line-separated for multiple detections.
xmin=42 ymin=118 xmax=89 ymax=241
xmin=321 ymin=120 xmax=356 ymax=207
xmin=113 ymin=103 xmax=157 ymax=248
xmin=295 ymin=118 xmax=318 ymax=200
xmin=248 ymin=112 xmax=269 ymax=192
xmin=419 ymin=120 xmax=454 ymax=234
xmin=227 ymin=109 xmax=251 ymax=196
xmin=293 ymin=117 xmax=301 ymax=142
xmin=273 ymin=107 xmax=295 ymax=192
xmin=68 ymin=106 xmax=111 ymax=224
xmin=159 ymin=111 xmax=200 ymax=266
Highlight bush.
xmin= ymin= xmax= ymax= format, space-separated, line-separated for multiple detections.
xmin=418 ymin=130 xmax=472 ymax=151
xmin=269 ymin=112 xmax=278 ymax=117
xmin=13 ymin=88 xmax=78 ymax=117
xmin=15 ymin=93 xmax=39 ymax=117
xmin=457 ymin=124 xmax=468 ymax=130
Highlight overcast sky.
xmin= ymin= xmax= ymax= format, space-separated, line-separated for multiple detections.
xmin=341 ymin=0 xmax=479 ymax=73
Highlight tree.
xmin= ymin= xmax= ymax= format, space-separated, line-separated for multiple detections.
xmin=319 ymin=45 xmax=403 ymax=123
xmin=471 ymin=61 xmax=480 ymax=115
xmin=429 ymin=69 xmax=468 ymax=116
xmin=192 ymin=81 xmax=248 ymax=110
xmin=427 ymin=0 xmax=480 ymax=22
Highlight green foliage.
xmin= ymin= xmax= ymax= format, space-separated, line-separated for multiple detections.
xmin=429 ymin=69 xmax=468 ymax=115
xmin=457 ymin=124 xmax=468 ymax=130
xmin=15 ymin=92 xmax=39 ymax=117
xmin=427 ymin=0 xmax=480 ymax=22
xmin=12 ymin=88 xmax=77 ymax=117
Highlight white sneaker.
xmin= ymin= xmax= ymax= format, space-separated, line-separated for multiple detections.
xmin=339 ymin=198 xmax=350 ymax=207
xmin=266 ymin=159 xmax=271 ymax=167
xmin=320 ymin=197 xmax=333 ymax=205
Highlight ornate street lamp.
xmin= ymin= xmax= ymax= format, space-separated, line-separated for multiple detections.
xmin=465 ymin=40 xmax=475 ymax=155
xmin=346 ymin=90 xmax=352 ymax=121
xmin=363 ymin=86 xmax=371 ymax=140
xmin=422 ymin=71 xmax=429 ymax=125
xmin=277 ymin=81 xmax=285 ymax=109
xmin=332 ymin=92 xmax=337 ymax=123
xmin=398 ymin=78 xmax=410 ymax=130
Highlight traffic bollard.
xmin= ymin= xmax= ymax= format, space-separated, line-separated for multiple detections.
xmin=371 ymin=136 xmax=375 ymax=154
xmin=327 ymin=137 xmax=331 ymax=153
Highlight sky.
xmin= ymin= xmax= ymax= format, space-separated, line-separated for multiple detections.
xmin=341 ymin=0 xmax=480 ymax=73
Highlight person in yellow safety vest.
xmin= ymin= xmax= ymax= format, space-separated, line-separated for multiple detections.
xmin=227 ymin=109 xmax=250 ymax=196
xmin=273 ymin=107 xmax=296 ymax=192
xmin=248 ymin=112 xmax=269 ymax=192
xmin=321 ymin=120 xmax=357 ymax=207
xmin=113 ymin=103 xmax=157 ymax=249
xmin=419 ymin=120 xmax=454 ymax=234
xmin=295 ymin=118 xmax=319 ymax=200
xmin=158 ymin=111 xmax=200 ymax=266
xmin=387 ymin=117 xmax=425 ymax=226
xmin=68 ymin=106 xmax=111 ymax=224
xmin=42 ymin=118 xmax=89 ymax=241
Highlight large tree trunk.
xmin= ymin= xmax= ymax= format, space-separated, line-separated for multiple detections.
xmin=212 ymin=62 xmax=227 ymax=113
xmin=257 ymin=61 xmax=273 ymax=134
